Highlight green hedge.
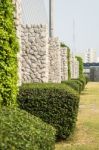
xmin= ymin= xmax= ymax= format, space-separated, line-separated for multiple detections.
xmin=0 ymin=107 xmax=56 ymax=150
xmin=78 ymin=77 xmax=86 ymax=90
xmin=18 ymin=83 xmax=80 ymax=140
xmin=73 ymin=79 xmax=83 ymax=92
xmin=0 ymin=0 xmax=19 ymax=107
xmin=62 ymin=80 xmax=81 ymax=93
xmin=71 ymin=78 xmax=86 ymax=91
xmin=85 ymin=76 xmax=89 ymax=84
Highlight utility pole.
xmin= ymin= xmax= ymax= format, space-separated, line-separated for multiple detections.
xmin=49 ymin=0 xmax=54 ymax=37
xmin=73 ymin=19 xmax=76 ymax=55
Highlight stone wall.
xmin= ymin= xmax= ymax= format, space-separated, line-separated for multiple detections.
xmin=21 ymin=26 xmax=62 ymax=83
xmin=13 ymin=0 xmax=21 ymax=40
xmin=13 ymin=0 xmax=22 ymax=85
xmin=21 ymin=25 xmax=49 ymax=83
xmin=48 ymin=38 xmax=61 ymax=83
xmin=71 ymin=54 xmax=79 ymax=79
xmin=74 ymin=59 xmax=79 ymax=79
xmin=61 ymin=47 xmax=68 ymax=81
xmin=13 ymin=0 xmax=79 ymax=84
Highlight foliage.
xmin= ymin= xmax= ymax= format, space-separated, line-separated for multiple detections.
xmin=0 ymin=107 xmax=56 ymax=150
xmin=85 ymin=76 xmax=89 ymax=84
xmin=76 ymin=56 xmax=84 ymax=78
xmin=75 ymin=56 xmax=87 ymax=90
xmin=62 ymin=80 xmax=81 ymax=93
xmin=71 ymin=77 xmax=86 ymax=91
xmin=67 ymin=47 xmax=71 ymax=80
xmin=56 ymin=82 xmax=99 ymax=150
xmin=62 ymin=77 xmax=87 ymax=93
xmin=18 ymin=83 xmax=80 ymax=140
xmin=61 ymin=43 xmax=71 ymax=80
xmin=61 ymin=43 xmax=67 ymax=48
xmin=0 ymin=0 xmax=19 ymax=107
xmin=71 ymin=79 xmax=84 ymax=92
xmin=78 ymin=77 xmax=86 ymax=90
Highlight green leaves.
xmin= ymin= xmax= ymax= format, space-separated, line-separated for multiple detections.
xmin=18 ymin=83 xmax=79 ymax=140
xmin=0 ymin=108 xmax=56 ymax=150
xmin=0 ymin=0 xmax=19 ymax=107
xmin=67 ymin=47 xmax=71 ymax=80
xmin=76 ymin=56 xmax=84 ymax=78
xmin=62 ymin=80 xmax=81 ymax=93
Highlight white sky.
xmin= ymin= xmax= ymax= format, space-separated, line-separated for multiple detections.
xmin=44 ymin=0 xmax=99 ymax=56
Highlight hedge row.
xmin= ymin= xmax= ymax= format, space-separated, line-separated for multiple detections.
xmin=62 ymin=80 xmax=81 ymax=93
xmin=0 ymin=107 xmax=56 ymax=150
xmin=0 ymin=1 xmax=56 ymax=149
xmin=63 ymin=76 xmax=88 ymax=93
xmin=18 ymin=83 xmax=80 ymax=140
xmin=85 ymin=76 xmax=89 ymax=84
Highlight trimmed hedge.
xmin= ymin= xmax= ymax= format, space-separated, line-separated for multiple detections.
xmin=62 ymin=77 xmax=87 ymax=93
xmin=62 ymin=80 xmax=80 ymax=93
xmin=74 ymin=79 xmax=83 ymax=92
xmin=85 ymin=76 xmax=89 ymax=84
xmin=75 ymin=56 xmax=87 ymax=90
xmin=0 ymin=107 xmax=56 ymax=150
xmin=0 ymin=0 xmax=19 ymax=107
xmin=18 ymin=83 xmax=80 ymax=140
xmin=71 ymin=79 xmax=84 ymax=92
xmin=78 ymin=77 xmax=86 ymax=90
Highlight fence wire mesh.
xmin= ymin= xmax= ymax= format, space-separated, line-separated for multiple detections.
xmin=22 ymin=0 xmax=48 ymax=25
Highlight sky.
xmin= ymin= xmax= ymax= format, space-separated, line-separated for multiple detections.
xmin=44 ymin=0 xmax=99 ymax=56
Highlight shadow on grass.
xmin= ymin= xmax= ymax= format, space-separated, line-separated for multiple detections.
xmin=80 ymin=92 xmax=88 ymax=95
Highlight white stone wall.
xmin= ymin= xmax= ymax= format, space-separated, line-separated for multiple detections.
xmin=61 ymin=47 xmax=68 ymax=81
xmin=74 ymin=59 xmax=79 ymax=79
xmin=13 ymin=0 xmax=21 ymax=40
xmin=13 ymin=0 xmax=22 ymax=85
xmin=48 ymin=38 xmax=61 ymax=83
xmin=21 ymin=25 xmax=49 ymax=83
xmin=13 ymin=0 xmax=79 ymax=84
xmin=71 ymin=54 xmax=79 ymax=79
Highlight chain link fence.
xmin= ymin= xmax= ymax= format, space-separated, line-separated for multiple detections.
xmin=22 ymin=0 xmax=48 ymax=25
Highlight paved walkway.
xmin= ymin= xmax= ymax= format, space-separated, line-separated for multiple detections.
xmin=56 ymin=82 xmax=99 ymax=150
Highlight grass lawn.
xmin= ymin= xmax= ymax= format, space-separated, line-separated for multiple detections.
xmin=55 ymin=82 xmax=99 ymax=150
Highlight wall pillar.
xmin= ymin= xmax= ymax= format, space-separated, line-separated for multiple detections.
xmin=48 ymin=37 xmax=61 ymax=83
xmin=21 ymin=25 xmax=49 ymax=83
xmin=13 ymin=0 xmax=22 ymax=85
xmin=61 ymin=47 xmax=68 ymax=81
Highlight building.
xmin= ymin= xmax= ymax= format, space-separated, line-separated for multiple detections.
xmin=97 ymin=57 xmax=99 ymax=62
xmin=84 ymin=49 xmax=96 ymax=63
xmin=84 ymin=63 xmax=99 ymax=81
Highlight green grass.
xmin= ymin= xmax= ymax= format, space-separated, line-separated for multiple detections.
xmin=56 ymin=144 xmax=99 ymax=150
xmin=55 ymin=82 xmax=99 ymax=150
